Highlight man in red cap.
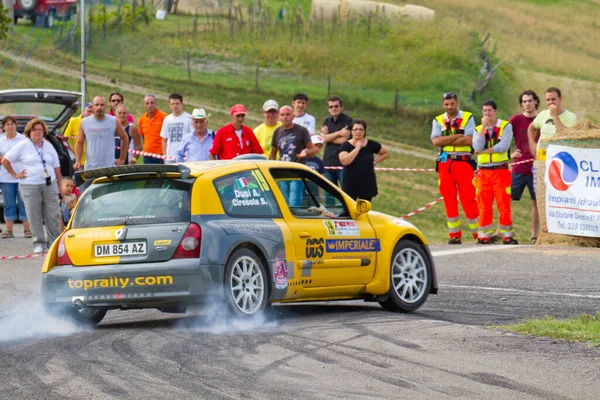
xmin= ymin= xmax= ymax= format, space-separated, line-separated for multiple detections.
xmin=210 ymin=104 xmax=263 ymax=160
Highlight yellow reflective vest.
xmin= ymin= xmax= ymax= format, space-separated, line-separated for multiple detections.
xmin=476 ymin=119 xmax=510 ymax=164
xmin=435 ymin=111 xmax=473 ymax=153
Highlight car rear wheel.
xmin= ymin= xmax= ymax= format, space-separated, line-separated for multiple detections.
xmin=225 ymin=249 xmax=268 ymax=317
xmin=46 ymin=305 xmax=107 ymax=326
xmin=379 ymin=240 xmax=431 ymax=313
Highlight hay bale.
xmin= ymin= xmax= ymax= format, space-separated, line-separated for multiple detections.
xmin=537 ymin=232 xmax=600 ymax=247
xmin=535 ymin=120 xmax=600 ymax=247
xmin=310 ymin=0 xmax=434 ymax=21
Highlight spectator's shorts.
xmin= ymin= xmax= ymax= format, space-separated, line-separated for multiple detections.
xmin=511 ymin=172 xmax=536 ymax=201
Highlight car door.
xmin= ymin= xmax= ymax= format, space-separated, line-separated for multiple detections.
xmin=264 ymin=166 xmax=378 ymax=288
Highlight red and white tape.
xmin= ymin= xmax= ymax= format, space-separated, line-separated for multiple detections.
xmin=115 ymin=146 xmax=177 ymax=161
xmin=0 ymin=253 xmax=46 ymax=261
xmin=400 ymin=197 xmax=444 ymax=219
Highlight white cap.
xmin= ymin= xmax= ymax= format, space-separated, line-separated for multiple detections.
xmin=262 ymin=99 xmax=279 ymax=111
xmin=311 ymin=135 xmax=324 ymax=146
xmin=190 ymin=108 xmax=210 ymax=119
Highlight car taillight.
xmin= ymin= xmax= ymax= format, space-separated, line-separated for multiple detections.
xmin=57 ymin=233 xmax=72 ymax=265
xmin=173 ymin=223 xmax=201 ymax=259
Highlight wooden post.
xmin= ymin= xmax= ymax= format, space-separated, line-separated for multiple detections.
xmin=132 ymin=0 xmax=137 ymax=31
xmin=141 ymin=0 xmax=149 ymax=26
xmin=119 ymin=37 xmax=125 ymax=71
xmin=187 ymin=51 xmax=192 ymax=81
xmin=193 ymin=9 xmax=198 ymax=36
xmin=255 ymin=64 xmax=259 ymax=93
xmin=87 ymin=4 xmax=92 ymax=46
xmin=117 ymin=0 xmax=122 ymax=34
xmin=102 ymin=5 xmax=107 ymax=41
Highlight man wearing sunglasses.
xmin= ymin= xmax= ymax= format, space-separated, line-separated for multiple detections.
xmin=108 ymin=92 xmax=135 ymax=124
xmin=320 ymin=95 xmax=353 ymax=195
xmin=430 ymin=92 xmax=479 ymax=245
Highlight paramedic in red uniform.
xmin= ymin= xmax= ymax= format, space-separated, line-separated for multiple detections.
xmin=430 ymin=92 xmax=479 ymax=244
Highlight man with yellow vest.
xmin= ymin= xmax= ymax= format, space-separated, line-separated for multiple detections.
xmin=431 ymin=92 xmax=479 ymax=244
xmin=473 ymin=100 xmax=518 ymax=245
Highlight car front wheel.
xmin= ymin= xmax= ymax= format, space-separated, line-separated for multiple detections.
xmin=379 ymin=239 xmax=432 ymax=313
xmin=225 ymin=249 xmax=269 ymax=317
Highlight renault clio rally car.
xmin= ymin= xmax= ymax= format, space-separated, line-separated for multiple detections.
xmin=41 ymin=157 xmax=437 ymax=325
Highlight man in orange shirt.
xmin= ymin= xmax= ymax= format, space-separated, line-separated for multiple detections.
xmin=137 ymin=94 xmax=167 ymax=164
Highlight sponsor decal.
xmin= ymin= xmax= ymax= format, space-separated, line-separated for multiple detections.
xmin=115 ymin=228 xmax=126 ymax=240
xmin=325 ymin=239 xmax=380 ymax=253
xmin=545 ymin=145 xmax=600 ymax=237
xmin=221 ymin=223 xmax=281 ymax=241
xmin=305 ymin=238 xmax=324 ymax=258
xmin=273 ymin=258 xmax=288 ymax=289
xmin=322 ymin=220 xmax=360 ymax=236
xmin=67 ymin=275 xmax=174 ymax=291
xmin=323 ymin=220 xmax=336 ymax=235
xmin=154 ymin=239 xmax=172 ymax=246
xmin=549 ymin=151 xmax=578 ymax=191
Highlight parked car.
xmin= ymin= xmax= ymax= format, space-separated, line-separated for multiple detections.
xmin=41 ymin=159 xmax=438 ymax=326
xmin=13 ymin=0 xmax=77 ymax=27
xmin=0 ymin=89 xmax=80 ymax=220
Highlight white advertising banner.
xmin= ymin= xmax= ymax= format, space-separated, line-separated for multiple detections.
xmin=544 ymin=145 xmax=600 ymax=237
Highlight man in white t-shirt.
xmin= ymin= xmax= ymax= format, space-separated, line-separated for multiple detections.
xmin=292 ymin=92 xmax=316 ymax=135
xmin=161 ymin=93 xmax=193 ymax=164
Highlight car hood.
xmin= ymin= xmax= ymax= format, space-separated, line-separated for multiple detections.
xmin=0 ymin=89 xmax=81 ymax=132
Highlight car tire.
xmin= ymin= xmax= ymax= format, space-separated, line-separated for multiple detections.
xmin=224 ymin=248 xmax=269 ymax=317
xmin=17 ymin=0 xmax=37 ymax=12
xmin=46 ymin=304 xmax=107 ymax=326
xmin=379 ymin=239 xmax=432 ymax=313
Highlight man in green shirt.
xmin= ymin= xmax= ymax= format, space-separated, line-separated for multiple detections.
xmin=527 ymin=87 xmax=577 ymax=161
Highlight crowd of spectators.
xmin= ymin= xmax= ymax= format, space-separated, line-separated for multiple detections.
xmin=0 ymin=91 xmax=390 ymax=253
xmin=2 ymin=86 xmax=571 ymax=253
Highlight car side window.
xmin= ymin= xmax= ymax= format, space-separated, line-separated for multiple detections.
xmin=214 ymin=169 xmax=281 ymax=218
xmin=268 ymin=168 xmax=350 ymax=219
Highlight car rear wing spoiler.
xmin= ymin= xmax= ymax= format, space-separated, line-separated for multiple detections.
xmin=75 ymin=164 xmax=192 ymax=186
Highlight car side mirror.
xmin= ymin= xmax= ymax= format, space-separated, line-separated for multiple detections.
xmin=355 ymin=199 xmax=372 ymax=215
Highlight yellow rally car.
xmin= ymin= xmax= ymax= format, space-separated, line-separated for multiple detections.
xmin=42 ymin=157 xmax=437 ymax=325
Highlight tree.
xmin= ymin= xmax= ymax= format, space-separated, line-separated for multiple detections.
xmin=0 ymin=1 xmax=11 ymax=39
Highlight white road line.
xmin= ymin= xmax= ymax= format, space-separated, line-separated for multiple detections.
xmin=440 ymin=284 xmax=600 ymax=300
xmin=431 ymin=246 xmax=522 ymax=257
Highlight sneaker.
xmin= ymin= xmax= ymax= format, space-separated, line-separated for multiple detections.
xmin=503 ymin=237 xmax=519 ymax=245
xmin=531 ymin=237 xmax=537 ymax=245
xmin=489 ymin=236 xmax=498 ymax=244
xmin=33 ymin=245 xmax=44 ymax=254
xmin=448 ymin=237 xmax=462 ymax=245
xmin=477 ymin=238 xmax=490 ymax=245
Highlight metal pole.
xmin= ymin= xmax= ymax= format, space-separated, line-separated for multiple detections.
xmin=80 ymin=0 xmax=86 ymax=104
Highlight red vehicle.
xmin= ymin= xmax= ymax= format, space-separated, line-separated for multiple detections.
xmin=13 ymin=0 xmax=77 ymax=27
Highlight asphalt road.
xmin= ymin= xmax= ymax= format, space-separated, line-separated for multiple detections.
xmin=1 ymin=233 xmax=599 ymax=399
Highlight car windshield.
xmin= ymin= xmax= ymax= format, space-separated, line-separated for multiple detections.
xmin=71 ymin=178 xmax=191 ymax=228
xmin=0 ymin=102 xmax=67 ymax=122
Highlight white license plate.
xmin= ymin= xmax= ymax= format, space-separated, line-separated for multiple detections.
xmin=94 ymin=242 xmax=146 ymax=257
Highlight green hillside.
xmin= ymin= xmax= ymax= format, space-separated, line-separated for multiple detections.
xmin=1 ymin=0 xmax=574 ymax=242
